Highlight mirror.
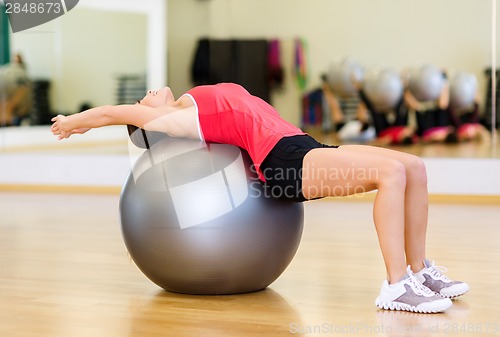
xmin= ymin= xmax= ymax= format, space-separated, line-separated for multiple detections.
xmin=10 ymin=8 xmax=148 ymax=118
xmin=0 ymin=0 xmax=165 ymax=137
xmin=1 ymin=0 xmax=498 ymax=159
xmin=168 ymin=0 xmax=498 ymax=159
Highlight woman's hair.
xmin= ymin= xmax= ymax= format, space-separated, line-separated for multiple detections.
xmin=127 ymin=124 xmax=169 ymax=149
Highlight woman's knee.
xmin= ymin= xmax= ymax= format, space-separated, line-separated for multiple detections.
xmin=378 ymin=159 xmax=407 ymax=188
xmin=405 ymin=155 xmax=427 ymax=184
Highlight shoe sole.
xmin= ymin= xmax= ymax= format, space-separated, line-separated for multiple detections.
xmin=437 ymin=284 xmax=470 ymax=299
xmin=375 ymin=297 xmax=452 ymax=313
xmin=439 ymin=290 xmax=469 ymax=299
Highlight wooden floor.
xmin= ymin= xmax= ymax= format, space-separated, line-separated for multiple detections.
xmin=1 ymin=192 xmax=499 ymax=337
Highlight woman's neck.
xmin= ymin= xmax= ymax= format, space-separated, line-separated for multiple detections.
xmin=174 ymin=95 xmax=194 ymax=109
xmin=157 ymin=95 xmax=194 ymax=115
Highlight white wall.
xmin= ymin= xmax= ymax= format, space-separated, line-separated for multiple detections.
xmin=57 ymin=9 xmax=147 ymax=111
xmin=168 ymin=0 xmax=496 ymax=126
xmin=167 ymin=0 xmax=210 ymax=97
xmin=1 ymin=131 xmax=499 ymax=195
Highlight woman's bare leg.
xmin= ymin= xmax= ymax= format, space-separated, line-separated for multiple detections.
xmin=302 ymin=147 xmax=408 ymax=283
xmin=336 ymin=145 xmax=428 ymax=273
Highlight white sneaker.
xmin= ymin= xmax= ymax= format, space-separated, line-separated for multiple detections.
xmin=414 ymin=259 xmax=470 ymax=298
xmin=375 ymin=266 xmax=452 ymax=313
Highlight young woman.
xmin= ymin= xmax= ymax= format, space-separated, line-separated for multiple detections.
xmin=406 ymin=74 xmax=458 ymax=143
xmin=51 ymin=82 xmax=469 ymax=313
xmin=348 ymin=74 xmax=417 ymax=146
xmin=449 ymin=95 xmax=490 ymax=142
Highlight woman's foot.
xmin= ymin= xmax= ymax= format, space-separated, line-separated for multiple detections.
xmin=376 ymin=266 xmax=452 ymax=313
xmin=414 ymin=259 xmax=470 ymax=298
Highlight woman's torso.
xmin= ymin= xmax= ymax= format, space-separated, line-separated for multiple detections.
xmin=183 ymin=83 xmax=305 ymax=178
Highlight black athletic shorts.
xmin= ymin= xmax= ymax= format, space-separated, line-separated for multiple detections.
xmin=260 ymin=135 xmax=339 ymax=202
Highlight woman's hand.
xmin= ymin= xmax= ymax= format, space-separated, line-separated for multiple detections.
xmin=51 ymin=114 xmax=90 ymax=140
xmin=51 ymin=115 xmax=70 ymax=139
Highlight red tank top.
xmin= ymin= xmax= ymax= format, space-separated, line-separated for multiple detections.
xmin=183 ymin=83 xmax=305 ymax=181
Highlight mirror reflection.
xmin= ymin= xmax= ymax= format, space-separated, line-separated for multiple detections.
xmin=1 ymin=6 xmax=147 ymax=125
xmin=1 ymin=0 xmax=498 ymax=158
xmin=167 ymin=0 xmax=498 ymax=158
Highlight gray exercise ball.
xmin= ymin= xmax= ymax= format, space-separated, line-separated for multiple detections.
xmin=363 ymin=68 xmax=403 ymax=111
xmin=409 ymin=64 xmax=445 ymax=101
xmin=326 ymin=58 xmax=364 ymax=96
xmin=450 ymin=72 xmax=478 ymax=110
xmin=120 ymin=134 xmax=304 ymax=295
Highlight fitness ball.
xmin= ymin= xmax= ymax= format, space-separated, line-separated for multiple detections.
xmin=450 ymin=72 xmax=478 ymax=110
xmin=409 ymin=64 xmax=445 ymax=102
xmin=120 ymin=132 xmax=304 ymax=295
xmin=326 ymin=58 xmax=364 ymax=97
xmin=363 ymin=67 xmax=403 ymax=112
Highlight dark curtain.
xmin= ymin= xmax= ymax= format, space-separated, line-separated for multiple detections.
xmin=192 ymin=38 xmax=270 ymax=103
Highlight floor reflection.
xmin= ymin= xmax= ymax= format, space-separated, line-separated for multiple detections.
xmin=127 ymin=288 xmax=302 ymax=337
xmin=375 ymin=299 xmax=471 ymax=337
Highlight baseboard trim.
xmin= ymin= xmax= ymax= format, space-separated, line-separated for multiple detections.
xmin=0 ymin=184 xmax=122 ymax=195
xmin=327 ymin=192 xmax=500 ymax=205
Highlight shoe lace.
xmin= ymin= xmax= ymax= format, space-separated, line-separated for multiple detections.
xmin=427 ymin=261 xmax=450 ymax=282
xmin=407 ymin=266 xmax=434 ymax=296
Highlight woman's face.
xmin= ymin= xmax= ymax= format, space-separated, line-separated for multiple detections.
xmin=138 ymin=87 xmax=175 ymax=107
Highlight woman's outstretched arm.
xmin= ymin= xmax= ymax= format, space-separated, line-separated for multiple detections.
xmin=51 ymin=104 xmax=163 ymax=140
